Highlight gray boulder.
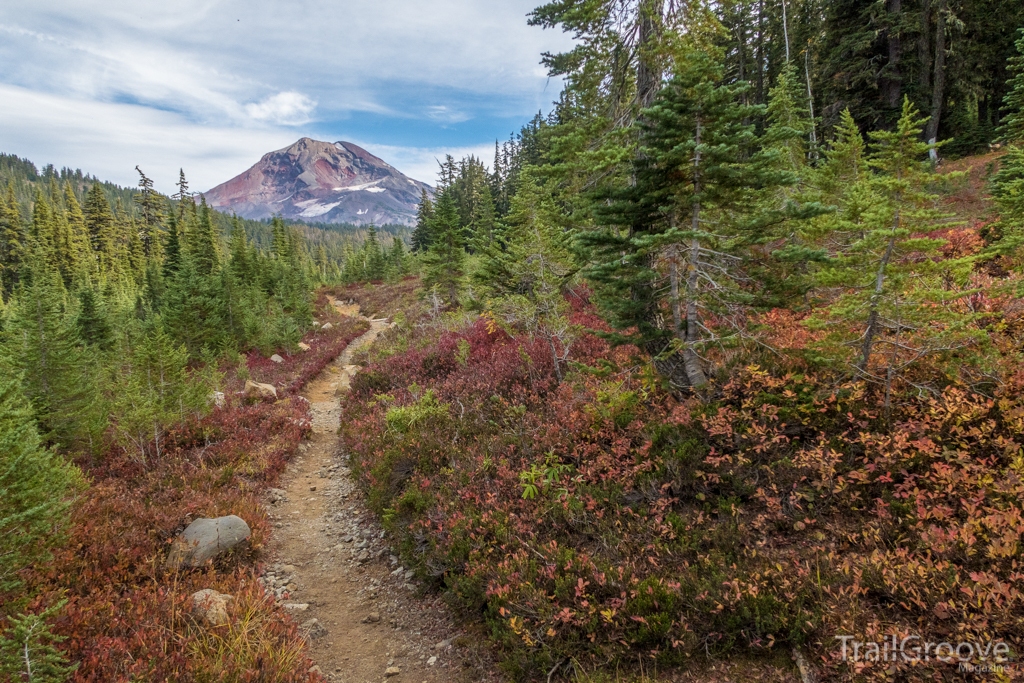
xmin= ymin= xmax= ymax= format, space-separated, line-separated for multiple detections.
xmin=166 ymin=515 xmax=251 ymax=570
xmin=270 ymin=354 xmax=284 ymax=364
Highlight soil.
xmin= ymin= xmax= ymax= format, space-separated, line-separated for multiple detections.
xmin=262 ymin=300 xmax=499 ymax=683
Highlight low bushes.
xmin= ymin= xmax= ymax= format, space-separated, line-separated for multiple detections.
xmin=341 ymin=292 xmax=1024 ymax=681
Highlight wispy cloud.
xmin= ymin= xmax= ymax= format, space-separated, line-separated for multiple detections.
xmin=0 ymin=1 xmax=572 ymax=191
xmin=245 ymin=92 xmax=317 ymax=126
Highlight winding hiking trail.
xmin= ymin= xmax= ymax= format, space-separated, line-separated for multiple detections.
xmin=261 ymin=299 xmax=493 ymax=683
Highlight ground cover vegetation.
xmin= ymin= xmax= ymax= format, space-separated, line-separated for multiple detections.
xmin=0 ymin=158 xmax=377 ymax=679
xmin=342 ymin=4 xmax=1024 ymax=681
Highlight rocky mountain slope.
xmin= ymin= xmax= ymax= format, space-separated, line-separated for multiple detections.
xmin=203 ymin=138 xmax=432 ymax=226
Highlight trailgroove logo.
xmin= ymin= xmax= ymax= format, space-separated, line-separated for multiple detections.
xmin=835 ymin=635 xmax=1012 ymax=668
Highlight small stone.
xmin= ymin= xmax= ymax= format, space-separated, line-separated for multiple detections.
xmin=270 ymin=354 xmax=285 ymax=364
xmin=321 ymin=322 xmax=333 ymax=331
xmin=300 ymin=618 xmax=328 ymax=640
xmin=298 ymin=342 xmax=311 ymax=352
xmin=308 ymin=665 xmax=322 ymax=674
xmin=283 ymin=603 xmax=309 ymax=611
xmin=282 ymin=564 xmax=296 ymax=573
xmin=427 ymin=656 xmax=437 ymax=666
xmin=310 ymin=485 xmax=317 ymax=491
xmin=385 ymin=667 xmax=401 ymax=677
xmin=362 ymin=612 xmax=381 ymax=623
xmin=404 ymin=569 xmax=416 ymax=581
xmin=391 ymin=567 xmax=404 ymax=577
xmin=190 ymin=589 xmax=233 ymax=627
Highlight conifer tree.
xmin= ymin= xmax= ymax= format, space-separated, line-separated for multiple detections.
xmin=75 ymin=287 xmax=113 ymax=350
xmin=362 ymin=225 xmax=386 ymax=280
xmin=83 ymin=183 xmax=117 ymax=273
xmin=583 ymin=44 xmax=784 ymax=390
xmin=163 ymin=210 xmax=182 ymax=278
xmin=411 ymin=189 xmax=434 ymax=252
xmin=62 ymin=182 xmax=92 ymax=278
xmin=480 ymin=169 xmax=578 ymax=381
xmin=134 ymin=166 xmax=164 ymax=257
xmin=1000 ymin=28 xmax=1024 ymax=144
xmin=0 ymin=184 xmax=23 ymax=298
xmin=189 ymin=197 xmax=219 ymax=276
xmin=0 ymin=374 xmax=82 ymax=597
xmin=807 ymin=98 xmax=982 ymax=408
xmin=1 ymin=254 xmax=102 ymax=448
xmin=388 ymin=236 xmax=407 ymax=278
xmin=421 ymin=191 xmax=466 ymax=306
xmin=0 ymin=600 xmax=77 ymax=682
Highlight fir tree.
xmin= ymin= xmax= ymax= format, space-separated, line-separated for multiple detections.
xmin=807 ymin=98 xmax=983 ymax=409
xmin=163 ymin=210 xmax=182 ymax=278
xmin=0 ymin=184 xmax=23 ymax=298
xmin=134 ymin=166 xmax=164 ymax=257
xmin=0 ymin=600 xmax=78 ymax=682
xmin=83 ymin=183 xmax=117 ymax=273
xmin=421 ymin=190 xmax=466 ymax=307
xmin=411 ymin=189 xmax=434 ymax=252
xmin=189 ymin=197 xmax=219 ymax=276
xmin=1000 ymin=28 xmax=1024 ymax=144
xmin=479 ymin=169 xmax=578 ymax=381
xmin=75 ymin=287 xmax=113 ymax=350
xmin=583 ymin=44 xmax=786 ymax=390
xmin=0 ymin=375 xmax=81 ymax=597
xmin=1 ymin=255 xmax=103 ymax=449
xmin=62 ymin=182 xmax=92 ymax=278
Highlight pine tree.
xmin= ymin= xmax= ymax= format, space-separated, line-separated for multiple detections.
xmin=83 ymin=183 xmax=118 ymax=273
xmin=1 ymin=254 xmax=103 ymax=449
xmin=134 ymin=166 xmax=164 ymax=257
xmin=0 ymin=375 xmax=81 ymax=597
xmin=362 ymin=225 xmax=386 ymax=280
xmin=411 ymin=189 xmax=434 ymax=252
xmin=421 ymin=191 xmax=466 ymax=306
xmin=0 ymin=184 xmax=23 ymax=298
xmin=479 ymin=169 xmax=578 ymax=381
xmin=388 ymin=236 xmax=407 ymax=278
xmin=189 ymin=197 xmax=219 ymax=276
xmin=163 ymin=210 xmax=182 ymax=278
xmin=0 ymin=600 xmax=78 ymax=682
xmin=582 ymin=44 xmax=786 ymax=390
xmin=62 ymin=182 xmax=92 ymax=278
xmin=807 ymin=98 xmax=983 ymax=409
xmin=1000 ymin=28 xmax=1024 ymax=144
xmin=76 ymin=286 xmax=113 ymax=350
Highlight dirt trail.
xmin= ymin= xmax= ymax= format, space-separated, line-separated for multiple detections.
xmin=262 ymin=300 xmax=482 ymax=682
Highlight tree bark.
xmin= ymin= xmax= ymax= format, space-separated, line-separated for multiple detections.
xmin=881 ymin=0 xmax=903 ymax=109
xmin=683 ymin=118 xmax=708 ymax=388
xmin=925 ymin=0 xmax=947 ymax=144
xmin=635 ymin=0 xmax=662 ymax=111
xmin=857 ymin=217 xmax=898 ymax=373
xmin=917 ymin=0 xmax=932 ymax=94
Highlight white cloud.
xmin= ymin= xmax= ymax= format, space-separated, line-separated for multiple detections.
xmin=245 ymin=92 xmax=317 ymax=125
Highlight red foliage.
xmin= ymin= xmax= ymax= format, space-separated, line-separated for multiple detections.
xmin=17 ymin=294 xmax=370 ymax=681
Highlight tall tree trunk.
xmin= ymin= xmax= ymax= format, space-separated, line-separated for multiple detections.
xmin=918 ymin=0 xmax=932 ymax=94
xmin=857 ymin=217 xmax=898 ymax=373
xmin=883 ymin=0 xmax=903 ymax=109
xmin=668 ymin=242 xmax=683 ymax=339
xmin=755 ymin=0 xmax=765 ymax=106
xmin=636 ymin=0 xmax=662 ymax=111
xmin=925 ymin=0 xmax=947 ymax=143
xmin=683 ymin=118 xmax=708 ymax=388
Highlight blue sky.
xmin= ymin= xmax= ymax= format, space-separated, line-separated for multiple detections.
xmin=0 ymin=0 xmax=572 ymax=193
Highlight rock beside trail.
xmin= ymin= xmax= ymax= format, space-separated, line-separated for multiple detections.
xmin=190 ymin=589 xmax=233 ymax=627
xmin=244 ymin=379 xmax=278 ymax=399
xmin=300 ymin=617 xmax=328 ymax=640
xmin=270 ymin=354 xmax=285 ymax=364
xmin=297 ymin=342 xmax=311 ymax=351
xmin=321 ymin=322 xmax=333 ymax=331
xmin=166 ymin=515 xmax=251 ymax=570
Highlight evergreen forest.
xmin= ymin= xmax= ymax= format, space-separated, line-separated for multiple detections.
xmin=5 ymin=1 xmax=1024 ymax=681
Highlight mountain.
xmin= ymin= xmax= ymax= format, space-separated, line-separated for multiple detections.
xmin=203 ymin=138 xmax=433 ymax=226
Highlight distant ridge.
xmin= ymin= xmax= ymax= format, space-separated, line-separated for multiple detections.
xmin=203 ymin=138 xmax=433 ymax=226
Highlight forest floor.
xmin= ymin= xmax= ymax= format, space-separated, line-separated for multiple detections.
xmin=261 ymin=297 xmax=500 ymax=683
